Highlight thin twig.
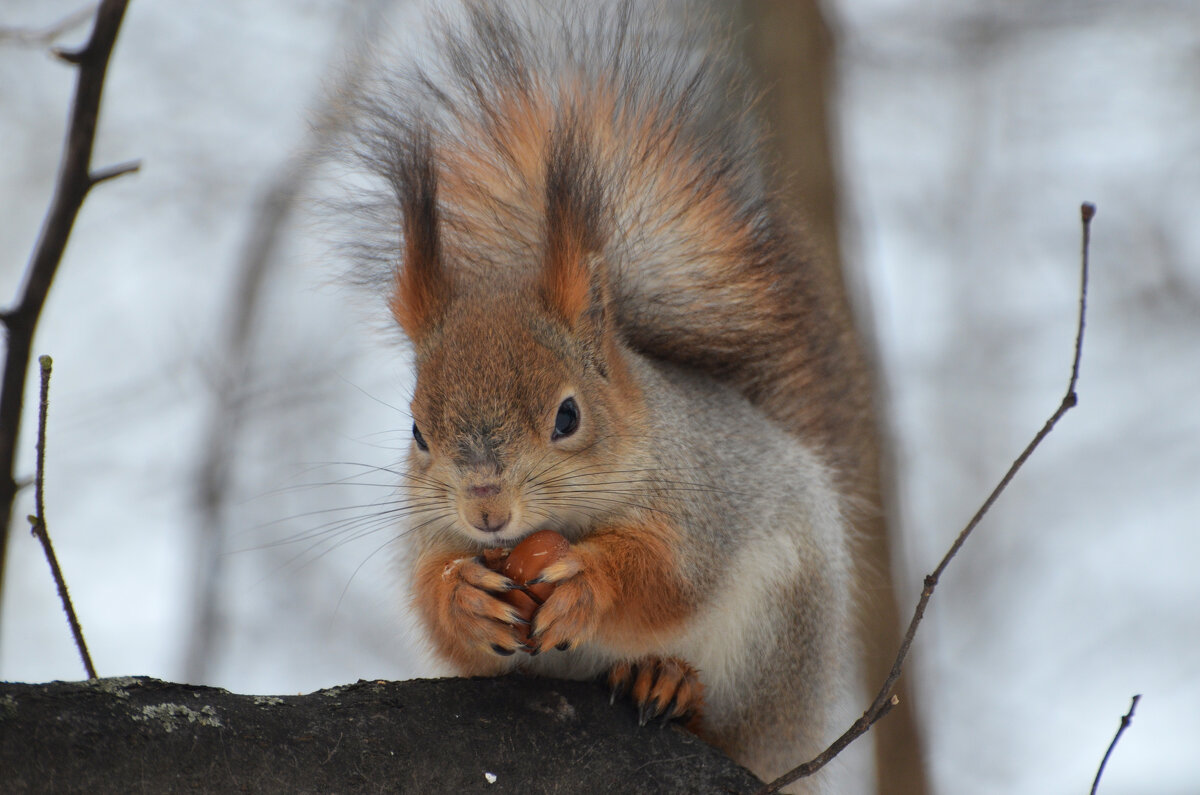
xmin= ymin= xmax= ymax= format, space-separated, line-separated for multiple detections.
xmin=1089 ymin=695 xmax=1141 ymax=795
xmin=0 ymin=5 xmax=97 ymax=47
xmin=759 ymin=202 xmax=1097 ymax=793
xmin=27 ymin=356 xmax=97 ymax=679
xmin=0 ymin=0 xmax=132 ymax=618
xmin=90 ymin=159 xmax=142 ymax=186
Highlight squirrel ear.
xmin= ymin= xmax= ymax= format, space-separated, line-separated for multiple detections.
xmin=541 ymin=240 xmax=603 ymax=331
xmin=539 ymin=121 xmax=607 ymax=331
xmin=390 ymin=135 xmax=451 ymax=343
xmin=542 ymin=248 xmax=609 ymax=337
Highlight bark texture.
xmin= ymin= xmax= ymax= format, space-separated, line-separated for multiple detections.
xmin=0 ymin=675 xmax=762 ymax=794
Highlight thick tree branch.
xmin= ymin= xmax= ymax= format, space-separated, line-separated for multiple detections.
xmin=0 ymin=676 xmax=762 ymax=793
xmin=0 ymin=0 xmax=132 ymax=616
xmin=760 ymin=202 xmax=1096 ymax=793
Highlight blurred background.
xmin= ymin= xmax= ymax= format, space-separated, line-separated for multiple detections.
xmin=1 ymin=1 xmax=1196 ymax=793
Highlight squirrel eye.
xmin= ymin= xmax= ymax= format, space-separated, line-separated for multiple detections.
xmin=412 ymin=422 xmax=429 ymax=452
xmin=552 ymin=397 xmax=580 ymax=441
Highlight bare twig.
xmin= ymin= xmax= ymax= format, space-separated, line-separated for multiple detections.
xmin=1089 ymin=694 xmax=1141 ymax=795
xmin=0 ymin=5 xmax=97 ymax=47
xmin=759 ymin=202 xmax=1097 ymax=793
xmin=0 ymin=0 xmax=132 ymax=619
xmin=90 ymin=159 xmax=142 ymax=186
xmin=26 ymin=356 xmax=97 ymax=679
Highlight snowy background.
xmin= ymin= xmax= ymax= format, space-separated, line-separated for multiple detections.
xmin=2 ymin=1 xmax=1197 ymax=793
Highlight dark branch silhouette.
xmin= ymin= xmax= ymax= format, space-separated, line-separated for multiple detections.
xmin=27 ymin=355 xmax=96 ymax=679
xmin=0 ymin=0 xmax=134 ymax=618
xmin=760 ymin=202 xmax=1097 ymax=793
xmin=1090 ymin=694 xmax=1141 ymax=795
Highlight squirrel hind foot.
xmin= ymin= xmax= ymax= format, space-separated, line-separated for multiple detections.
xmin=606 ymin=656 xmax=705 ymax=733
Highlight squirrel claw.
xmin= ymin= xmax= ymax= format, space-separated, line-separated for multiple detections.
xmin=609 ymin=656 xmax=704 ymax=731
xmin=607 ymin=661 xmax=633 ymax=705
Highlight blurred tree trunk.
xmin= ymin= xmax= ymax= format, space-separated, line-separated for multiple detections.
xmin=734 ymin=2 xmax=930 ymax=793
xmin=181 ymin=0 xmax=395 ymax=685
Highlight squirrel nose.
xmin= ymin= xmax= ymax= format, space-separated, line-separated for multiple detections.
xmin=472 ymin=510 xmax=510 ymax=534
xmin=463 ymin=481 xmax=509 ymax=533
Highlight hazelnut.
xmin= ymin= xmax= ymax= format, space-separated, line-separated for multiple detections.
xmin=486 ymin=529 xmax=570 ymax=645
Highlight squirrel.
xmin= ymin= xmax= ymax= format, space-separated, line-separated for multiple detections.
xmin=343 ymin=0 xmax=876 ymax=788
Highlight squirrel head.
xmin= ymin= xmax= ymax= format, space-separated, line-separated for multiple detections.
xmin=391 ymin=126 xmax=643 ymax=546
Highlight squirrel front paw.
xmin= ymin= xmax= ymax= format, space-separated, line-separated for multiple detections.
xmin=608 ymin=657 xmax=705 ymax=731
xmin=431 ymin=556 xmax=529 ymax=660
xmin=525 ymin=549 xmax=600 ymax=653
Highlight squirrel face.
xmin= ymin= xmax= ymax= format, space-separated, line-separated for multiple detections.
xmin=391 ymin=126 xmax=638 ymax=546
xmin=405 ymin=288 xmax=639 ymax=546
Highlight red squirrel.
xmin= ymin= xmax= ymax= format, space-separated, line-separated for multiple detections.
xmin=344 ymin=1 xmax=873 ymax=787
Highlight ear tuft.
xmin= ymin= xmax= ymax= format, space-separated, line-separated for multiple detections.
xmin=390 ymin=131 xmax=451 ymax=342
xmin=540 ymin=119 xmax=607 ymax=329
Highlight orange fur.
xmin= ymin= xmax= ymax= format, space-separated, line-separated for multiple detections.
xmin=540 ymin=241 xmax=592 ymax=329
xmin=530 ymin=516 xmax=693 ymax=654
xmin=353 ymin=5 xmax=870 ymax=786
xmin=610 ymin=656 xmax=706 ymax=731
xmin=389 ymin=143 xmax=452 ymax=342
xmin=390 ymin=260 xmax=450 ymax=342
xmin=411 ymin=536 xmax=526 ymax=672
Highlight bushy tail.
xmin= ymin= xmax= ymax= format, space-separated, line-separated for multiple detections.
xmin=345 ymin=0 xmax=871 ymax=482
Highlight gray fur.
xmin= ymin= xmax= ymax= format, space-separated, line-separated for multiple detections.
xmin=525 ymin=355 xmax=853 ymax=784
xmin=339 ymin=2 xmax=859 ymax=790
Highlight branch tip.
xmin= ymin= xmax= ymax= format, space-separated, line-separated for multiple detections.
xmin=28 ymin=351 xmax=97 ymax=679
xmin=52 ymin=45 xmax=86 ymax=65
xmin=89 ymin=159 xmax=141 ymax=186
xmin=1090 ymin=694 xmax=1141 ymax=795
xmin=758 ymin=203 xmax=1095 ymax=793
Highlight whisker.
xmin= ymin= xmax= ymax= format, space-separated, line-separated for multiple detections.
xmin=533 ymin=494 xmax=679 ymax=521
xmin=237 ymin=493 xmax=447 ymax=545
xmin=329 ymin=530 xmax=404 ymax=626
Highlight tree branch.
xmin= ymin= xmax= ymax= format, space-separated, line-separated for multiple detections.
xmin=90 ymin=158 xmax=141 ymax=186
xmin=0 ymin=676 xmax=765 ymax=792
xmin=26 ymin=356 xmax=96 ymax=679
xmin=0 ymin=0 xmax=132 ymax=619
xmin=759 ymin=202 xmax=1096 ymax=793
xmin=0 ymin=5 xmax=96 ymax=48
xmin=1089 ymin=694 xmax=1140 ymax=795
